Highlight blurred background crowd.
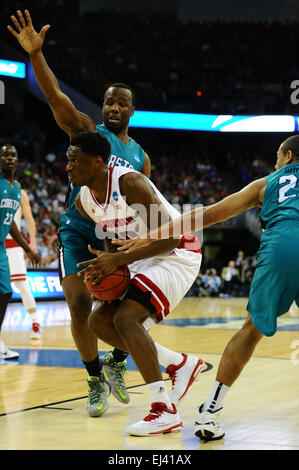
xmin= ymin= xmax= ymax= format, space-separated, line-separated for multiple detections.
xmin=1 ymin=1 xmax=297 ymax=115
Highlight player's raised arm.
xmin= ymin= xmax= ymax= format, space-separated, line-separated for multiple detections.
xmin=7 ymin=10 xmax=95 ymax=137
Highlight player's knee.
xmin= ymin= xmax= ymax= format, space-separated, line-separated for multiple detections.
xmin=87 ymin=310 xmax=97 ymax=333
xmin=113 ymin=308 xmax=143 ymax=336
xmin=243 ymin=316 xmax=263 ymax=342
xmin=113 ymin=310 xmax=131 ymax=335
xmin=88 ymin=304 xmax=113 ymax=337
xmin=67 ymin=292 xmax=92 ymax=324
xmin=88 ymin=308 xmax=105 ymax=333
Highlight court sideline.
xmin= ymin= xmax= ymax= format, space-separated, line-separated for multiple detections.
xmin=0 ymin=297 xmax=298 ymax=451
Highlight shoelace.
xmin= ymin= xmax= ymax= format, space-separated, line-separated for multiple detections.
xmin=144 ymin=403 xmax=168 ymax=421
xmin=88 ymin=380 xmax=105 ymax=404
xmin=165 ymin=364 xmax=177 ymax=386
xmin=106 ymin=358 xmax=127 ymax=386
xmin=32 ymin=322 xmax=40 ymax=333
xmin=105 ymin=355 xmax=126 ymax=370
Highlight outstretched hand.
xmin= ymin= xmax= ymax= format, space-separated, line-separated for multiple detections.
xmin=76 ymin=245 xmax=124 ymax=285
xmin=26 ymin=249 xmax=41 ymax=268
xmin=7 ymin=9 xmax=50 ymax=54
xmin=111 ymin=237 xmax=152 ymax=254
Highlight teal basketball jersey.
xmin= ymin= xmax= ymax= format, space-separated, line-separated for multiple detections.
xmin=248 ymin=161 xmax=299 ymax=336
xmin=63 ymin=124 xmax=146 ymax=223
xmin=260 ymin=162 xmax=299 ymax=229
xmin=0 ymin=174 xmax=21 ymax=243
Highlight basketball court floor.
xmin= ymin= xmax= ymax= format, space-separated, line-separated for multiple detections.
xmin=0 ymin=296 xmax=298 ymax=451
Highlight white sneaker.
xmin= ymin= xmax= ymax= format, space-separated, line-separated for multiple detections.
xmin=30 ymin=322 xmax=42 ymax=340
xmin=0 ymin=339 xmax=19 ymax=360
xmin=166 ymin=353 xmax=205 ymax=405
xmin=127 ymin=402 xmax=183 ymax=436
xmin=194 ymin=404 xmax=225 ymax=441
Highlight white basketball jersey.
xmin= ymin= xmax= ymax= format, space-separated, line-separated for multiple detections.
xmin=80 ymin=167 xmax=182 ymax=241
xmin=80 ymin=167 xmax=202 ymax=324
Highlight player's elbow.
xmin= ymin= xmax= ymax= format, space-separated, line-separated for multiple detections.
xmin=46 ymin=88 xmax=64 ymax=109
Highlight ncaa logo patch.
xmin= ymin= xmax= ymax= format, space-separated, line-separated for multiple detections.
xmin=112 ymin=191 xmax=119 ymax=202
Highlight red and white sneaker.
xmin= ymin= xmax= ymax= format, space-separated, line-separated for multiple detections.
xmin=30 ymin=322 xmax=42 ymax=340
xmin=166 ymin=353 xmax=205 ymax=406
xmin=127 ymin=402 xmax=183 ymax=436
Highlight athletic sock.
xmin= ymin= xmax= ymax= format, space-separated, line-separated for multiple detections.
xmin=154 ymin=342 xmax=184 ymax=368
xmin=29 ymin=312 xmax=39 ymax=324
xmin=16 ymin=280 xmax=36 ymax=312
xmin=83 ymin=355 xmax=102 ymax=377
xmin=147 ymin=380 xmax=172 ymax=408
xmin=202 ymin=380 xmax=230 ymax=412
xmin=112 ymin=348 xmax=129 ymax=363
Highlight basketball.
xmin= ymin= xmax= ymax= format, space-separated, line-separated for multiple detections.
xmin=85 ymin=266 xmax=131 ymax=301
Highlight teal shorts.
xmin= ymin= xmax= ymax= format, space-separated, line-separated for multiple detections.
xmin=58 ymin=214 xmax=104 ymax=280
xmin=248 ymin=222 xmax=299 ymax=336
xmin=0 ymin=245 xmax=12 ymax=294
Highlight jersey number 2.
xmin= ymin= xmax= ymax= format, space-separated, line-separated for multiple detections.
xmin=278 ymin=175 xmax=298 ymax=203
